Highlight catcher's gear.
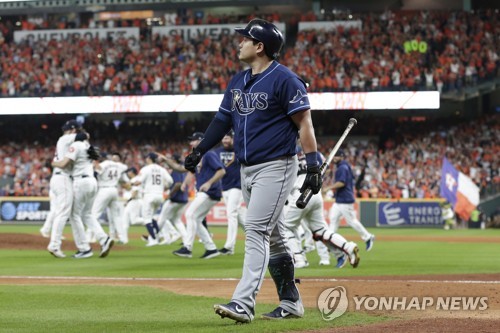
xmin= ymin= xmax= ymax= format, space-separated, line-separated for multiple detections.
xmin=299 ymin=165 xmax=322 ymax=195
xmin=87 ymin=145 xmax=101 ymax=161
xmin=184 ymin=148 xmax=202 ymax=173
xmin=235 ymin=18 xmax=284 ymax=59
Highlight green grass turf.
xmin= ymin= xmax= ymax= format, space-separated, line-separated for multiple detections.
xmin=0 ymin=285 xmax=387 ymax=333
xmin=0 ymin=225 xmax=498 ymax=332
xmin=0 ymin=225 xmax=498 ymax=278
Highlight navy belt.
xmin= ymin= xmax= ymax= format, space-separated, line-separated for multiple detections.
xmin=54 ymin=171 xmax=62 ymax=175
xmin=241 ymin=155 xmax=293 ymax=167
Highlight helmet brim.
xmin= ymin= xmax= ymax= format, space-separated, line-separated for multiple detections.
xmin=235 ymin=27 xmax=256 ymax=41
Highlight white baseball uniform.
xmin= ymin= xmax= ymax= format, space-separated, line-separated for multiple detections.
xmin=123 ymin=175 xmax=144 ymax=229
xmin=92 ymin=160 xmax=129 ymax=243
xmin=66 ymin=141 xmax=110 ymax=250
xmin=137 ymin=163 xmax=173 ymax=223
xmin=47 ymin=133 xmax=76 ymax=252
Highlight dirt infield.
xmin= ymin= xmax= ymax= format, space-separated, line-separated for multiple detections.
xmin=1 ymin=233 xmax=500 ymax=332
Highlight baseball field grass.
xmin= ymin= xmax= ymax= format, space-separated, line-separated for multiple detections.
xmin=0 ymin=225 xmax=499 ymax=332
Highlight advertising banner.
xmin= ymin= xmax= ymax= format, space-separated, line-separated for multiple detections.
xmin=14 ymin=27 xmax=140 ymax=43
xmin=152 ymin=23 xmax=286 ymax=41
xmin=377 ymin=201 xmax=443 ymax=226
xmin=0 ymin=199 xmax=50 ymax=223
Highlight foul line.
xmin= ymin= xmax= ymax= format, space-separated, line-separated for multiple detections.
xmin=0 ymin=276 xmax=499 ymax=285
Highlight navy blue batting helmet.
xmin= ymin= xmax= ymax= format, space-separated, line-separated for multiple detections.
xmin=235 ymin=19 xmax=284 ymax=60
xmin=61 ymin=119 xmax=82 ymax=131
xmin=146 ymin=152 xmax=158 ymax=162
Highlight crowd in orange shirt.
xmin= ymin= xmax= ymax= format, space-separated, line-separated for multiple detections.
xmin=321 ymin=114 xmax=499 ymax=200
xmin=0 ymin=10 xmax=497 ymax=97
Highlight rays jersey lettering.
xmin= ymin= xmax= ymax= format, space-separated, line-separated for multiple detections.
xmin=231 ymin=89 xmax=268 ymax=115
xmin=219 ymin=151 xmax=235 ymax=167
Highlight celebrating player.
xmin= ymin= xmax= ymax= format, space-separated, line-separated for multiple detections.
xmin=182 ymin=19 xmax=322 ymax=322
xmin=52 ymin=131 xmax=114 ymax=258
xmin=135 ymin=152 xmax=173 ymax=246
xmin=213 ymin=130 xmax=246 ymax=255
xmin=46 ymin=120 xmax=81 ymax=258
xmin=91 ymin=152 xmax=129 ymax=244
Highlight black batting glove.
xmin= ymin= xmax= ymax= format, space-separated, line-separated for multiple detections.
xmin=300 ymin=165 xmax=322 ymax=194
xmin=184 ymin=148 xmax=202 ymax=173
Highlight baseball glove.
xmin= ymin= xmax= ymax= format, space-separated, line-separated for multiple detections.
xmin=87 ymin=145 xmax=101 ymax=160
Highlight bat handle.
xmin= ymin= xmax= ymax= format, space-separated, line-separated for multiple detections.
xmin=296 ymin=188 xmax=313 ymax=209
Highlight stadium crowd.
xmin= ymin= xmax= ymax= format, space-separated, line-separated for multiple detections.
xmin=0 ymin=115 xmax=497 ymax=200
xmin=0 ymin=10 xmax=498 ymax=96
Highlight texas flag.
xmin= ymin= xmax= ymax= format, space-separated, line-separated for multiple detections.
xmin=440 ymin=158 xmax=480 ymax=220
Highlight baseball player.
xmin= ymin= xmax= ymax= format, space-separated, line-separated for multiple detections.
xmin=154 ymin=153 xmax=188 ymax=246
xmin=135 ymin=152 xmax=173 ymax=246
xmin=183 ymin=19 xmax=322 ymax=322
xmin=122 ymin=167 xmax=144 ymax=232
xmin=284 ymin=150 xmax=360 ymax=269
xmin=172 ymin=132 xmax=225 ymax=259
xmin=52 ymin=132 xmax=114 ymax=258
xmin=213 ymin=131 xmax=246 ymax=255
xmin=46 ymin=120 xmax=80 ymax=258
xmin=325 ymin=149 xmax=375 ymax=254
xmin=91 ymin=152 xmax=129 ymax=244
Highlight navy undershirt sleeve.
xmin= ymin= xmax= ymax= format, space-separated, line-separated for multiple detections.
xmin=196 ymin=117 xmax=232 ymax=154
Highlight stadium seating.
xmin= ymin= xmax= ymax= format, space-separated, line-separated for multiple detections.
xmin=0 ymin=10 xmax=497 ymax=97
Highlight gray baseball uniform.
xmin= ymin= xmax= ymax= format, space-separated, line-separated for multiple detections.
xmin=186 ymin=19 xmax=320 ymax=323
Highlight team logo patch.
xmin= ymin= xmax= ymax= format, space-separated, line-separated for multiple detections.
xmin=290 ymin=90 xmax=308 ymax=104
xmin=219 ymin=152 xmax=235 ymax=167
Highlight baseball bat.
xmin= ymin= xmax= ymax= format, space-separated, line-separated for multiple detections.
xmin=296 ymin=118 xmax=358 ymax=209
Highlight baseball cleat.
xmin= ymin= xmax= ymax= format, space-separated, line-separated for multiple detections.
xmin=48 ymin=248 xmax=66 ymax=258
xmin=319 ymin=259 xmax=331 ymax=266
xmin=99 ymin=237 xmax=114 ymax=258
xmin=261 ymin=306 xmax=302 ymax=320
xmin=294 ymin=259 xmax=309 ymax=269
xmin=366 ymin=235 xmax=375 ymax=251
xmin=218 ymin=248 xmax=234 ymax=255
xmin=145 ymin=236 xmax=159 ymax=247
xmin=200 ymin=249 xmax=220 ymax=259
xmin=335 ymin=255 xmax=347 ymax=269
xmin=348 ymin=244 xmax=360 ymax=268
xmin=173 ymin=246 xmax=192 ymax=258
xmin=72 ymin=249 xmax=93 ymax=259
xmin=40 ymin=228 xmax=50 ymax=238
xmin=141 ymin=235 xmax=149 ymax=242
xmin=214 ymin=302 xmax=252 ymax=323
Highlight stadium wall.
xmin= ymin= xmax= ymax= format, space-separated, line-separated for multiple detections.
xmin=5 ymin=196 xmax=497 ymax=227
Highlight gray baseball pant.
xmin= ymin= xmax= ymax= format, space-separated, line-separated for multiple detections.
xmin=231 ymin=156 xmax=301 ymax=318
